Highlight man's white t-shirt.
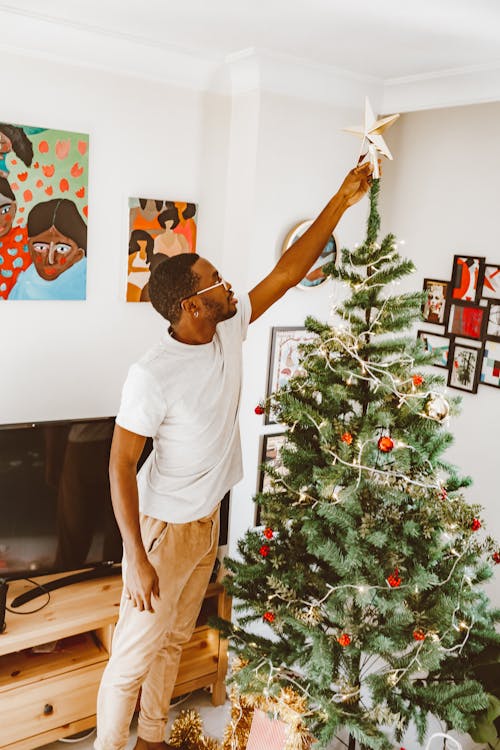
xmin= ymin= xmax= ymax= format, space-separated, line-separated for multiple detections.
xmin=116 ymin=293 xmax=251 ymax=523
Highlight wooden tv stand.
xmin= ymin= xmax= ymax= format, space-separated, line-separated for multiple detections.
xmin=0 ymin=571 xmax=231 ymax=750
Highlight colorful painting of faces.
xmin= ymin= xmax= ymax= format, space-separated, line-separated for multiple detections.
xmin=127 ymin=197 xmax=198 ymax=302
xmin=0 ymin=121 xmax=88 ymax=301
xmin=419 ymin=253 xmax=500 ymax=392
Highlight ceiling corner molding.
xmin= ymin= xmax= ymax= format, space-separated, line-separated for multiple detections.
xmin=382 ymin=62 xmax=500 ymax=113
xmin=213 ymin=48 xmax=384 ymax=108
xmin=4 ymin=5 xmax=499 ymax=113
xmin=0 ymin=7 xmax=221 ymax=91
xmin=212 ymin=48 xmax=262 ymax=95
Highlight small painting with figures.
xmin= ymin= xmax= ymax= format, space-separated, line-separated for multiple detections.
xmin=422 ymin=278 xmax=449 ymax=325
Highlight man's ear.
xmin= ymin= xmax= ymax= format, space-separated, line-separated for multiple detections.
xmin=180 ymin=297 xmax=200 ymax=319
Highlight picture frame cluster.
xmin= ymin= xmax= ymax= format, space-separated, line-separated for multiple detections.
xmin=419 ymin=255 xmax=500 ymax=393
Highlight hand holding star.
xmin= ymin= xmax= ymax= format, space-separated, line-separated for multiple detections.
xmin=343 ymin=97 xmax=399 ymax=177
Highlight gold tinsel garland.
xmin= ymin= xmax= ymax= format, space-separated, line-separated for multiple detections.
xmin=167 ymin=708 xmax=221 ymax=750
xmin=166 ymin=677 xmax=312 ymax=750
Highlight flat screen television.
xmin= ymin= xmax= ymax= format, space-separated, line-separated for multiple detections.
xmin=0 ymin=417 xmax=229 ymax=608
xmin=0 ymin=417 xmax=124 ymax=605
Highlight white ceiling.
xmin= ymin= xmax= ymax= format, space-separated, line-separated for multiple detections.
xmin=2 ymin=0 xmax=500 ymax=81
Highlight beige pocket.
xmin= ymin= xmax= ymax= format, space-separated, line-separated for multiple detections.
xmin=145 ymin=520 xmax=168 ymax=555
xmin=197 ymin=512 xmax=219 ymax=557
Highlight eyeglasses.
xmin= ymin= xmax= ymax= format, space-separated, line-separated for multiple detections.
xmin=180 ymin=278 xmax=230 ymax=304
xmin=195 ymin=278 xmax=230 ymax=297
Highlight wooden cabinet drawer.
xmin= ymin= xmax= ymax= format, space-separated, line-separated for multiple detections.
xmin=176 ymin=627 xmax=219 ymax=687
xmin=0 ymin=662 xmax=104 ymax=745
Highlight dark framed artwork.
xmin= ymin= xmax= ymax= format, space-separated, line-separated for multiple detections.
xmin=481 ymin=264 xmax=500 ymax=302
xmin=447 ymin=341 xmax=483 ymax=393
xmin=258 ymin=433 xmax=287 ymax=493
xmin=255 ymin=432 xmax=287 ymax=525
xmin=450 ymin=254 xmax=485 ymax=304
xmin=421 ymin=278 xmax=450 ymax=325
xmin=265 ymin=326 xmax=317 ymax=424
xmin=485 ymin=303 xmax=500 ymax=342
xmin=447 ymin=301 xmax=487 ymax=341
xmin=417 ymin=330 xmax=451 ymax=368
xmin=480 ymin=340 xmax=500 ymax=389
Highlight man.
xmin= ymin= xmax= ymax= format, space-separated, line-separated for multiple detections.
xmin=95 ymin=161 xmax=374 ymax=750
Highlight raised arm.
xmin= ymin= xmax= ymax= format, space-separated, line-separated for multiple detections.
xmin=109 ymin=424 xmax=159 ymax=612
xmin=248 ymin=161 xmax=374 ymax=322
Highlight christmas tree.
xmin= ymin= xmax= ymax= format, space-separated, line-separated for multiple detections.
xmin=218 ymin=178 xmax=500 ymax=750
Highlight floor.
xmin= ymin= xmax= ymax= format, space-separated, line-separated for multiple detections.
xmin=43 ymin=689 xmax=231 ymax=750
xmin=39 ymin=690 xmax=483 ymax=750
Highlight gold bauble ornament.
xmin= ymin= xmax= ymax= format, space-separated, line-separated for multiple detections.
xmin=424 ymin=393 xmax=449 ymax=421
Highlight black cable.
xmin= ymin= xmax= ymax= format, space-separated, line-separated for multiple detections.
xmin=5 ymin=577 xmax=51 ymax=615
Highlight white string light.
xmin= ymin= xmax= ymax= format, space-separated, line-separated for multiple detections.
xmin=240 ymin=241 xmax=485 ymax=734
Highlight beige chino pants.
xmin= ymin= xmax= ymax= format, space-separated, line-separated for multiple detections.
xmin=95 ymin=503 xmax=220 ymax=750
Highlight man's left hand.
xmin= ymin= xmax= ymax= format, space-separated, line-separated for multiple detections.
xmin=339 ymin=161 xmax=378 ymax=207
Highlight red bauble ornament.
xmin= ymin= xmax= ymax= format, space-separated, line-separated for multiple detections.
xmin=337 ymin=633 xmax=351 ymax=647
xmin=254 ymin=404 xmax=265 ymax=415
xmin=412 ymin=374 xmax=424 ymax=387
xmin=378 ymin=436 xmax=394 ymax=453
xmin=263 ymin=527 xmax=274 ymax=539
xmin=413 ymin=629 xmax=426 ymax=641
xmin=387 ymin=568 xmax=402 ymax=587
xmin=259 ymin=544 xmax=270 ymax=557
xmin=341 ymin=432 xmax=353 ymax=445
xmin=263 ymin=611 xmax=275 ymax=623
xmin=493 ymin=552 xmax=500 ymax=564
xmin=471 ymin=518 xmax=481 ymax=531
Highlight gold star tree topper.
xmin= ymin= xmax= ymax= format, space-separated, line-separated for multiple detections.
xmin=343 ymin=97 xmax=400 ymax=177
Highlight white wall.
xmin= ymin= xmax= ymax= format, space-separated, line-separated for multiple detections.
xmin=0 ymin=50 xmax=206 ymax=423
xmin=381 ymin=102 xmax=500 ymax=603
xmin=228 ymin=90 xmax=378 ymax=553
xmin=1 ymin=50 xmax=497 ymax=611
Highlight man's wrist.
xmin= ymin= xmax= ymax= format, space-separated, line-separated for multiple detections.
xmin=125 ymin=541 xmax=148 ymax=564
xmin=333 ymin=188 xmax=350 ymax=211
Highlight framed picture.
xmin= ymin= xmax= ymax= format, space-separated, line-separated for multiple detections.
xmin=265 ymin=326 xmax=317 ymax=424
xmin=258 ymin=433 xmax=288 ymax=493
xmin=485 ymin=302 xmax=500 ymax=342
xmin=281 ymin=220 xmax=337 ymax=289
xmin=421 ymin=278 xmax=450 ymax=324
xmin=447 ymin=301 xmax=487 ymax=340
xmin=255 ymin=433 xmax=287 ymax=525
xmin=417 ymin=330 xmax=451 ymax=368
xmin=480 ymin=340 xmax=500 ymax=389
xmin=481 ymin=264 xmax=500 ymax=302
xmin=447 ymin=341 xmax=483 ymax=393
xmin=127 ymin=198 xmax=198 ymax=302
xmin=450 ymin=254 xmax=485 ymax=303
xmin=0 ymin=121 xmax=89 ymax=301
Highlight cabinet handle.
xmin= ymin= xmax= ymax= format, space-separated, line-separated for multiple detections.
xmin=43 ymin=704 xmax=54 ymax=716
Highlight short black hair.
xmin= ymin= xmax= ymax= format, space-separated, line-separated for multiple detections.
xmin=27 ymin=199 xmax=87 ymax=253
xmin=182 ymin=202 xmax=196 ymax=220
xmin=149 ymin=253 xmax=200 ymax=324
xmin=157 ymin=204 xmax=180 ymax=230
xmin=128 ymin=229 xmax=154 ymax=263
xmin=0 ymin=124 xmax=33 ymax=167
xmin=0 ymin=177 xmax=15 ymax=202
